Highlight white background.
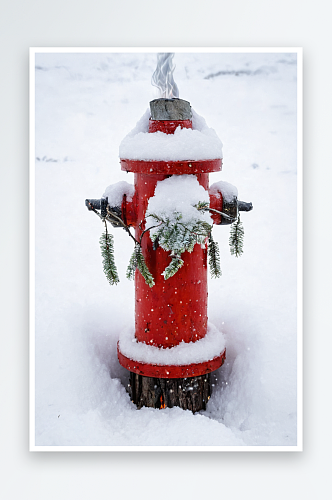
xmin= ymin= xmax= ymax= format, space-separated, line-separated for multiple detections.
xmin=0 ymin=0 xmax=329 ymax=499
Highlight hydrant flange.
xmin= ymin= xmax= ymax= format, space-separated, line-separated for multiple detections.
xmin=120 ymin=158 xmax=222 ymax=175
xmin=117 ymin=345 xmax=226 ymax=379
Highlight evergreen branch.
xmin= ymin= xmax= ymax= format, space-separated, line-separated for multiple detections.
xmin=208 ymin=233 xmax=222 ymax=278
xmin=197 ymin=205 xmax=235 ymax=221
xmin=192 ymin=220 xmax=213 ymax=235
xmin=87 ymin=200 xmax=138 ymax=245
xmin=147 ymin=205 xmax=213 ymax=279
xmin=145 ymin=212 xmax=164 ymax=224
xmin=126 ymin=249 xmax=137 ymax=281
xmin=126 ymin=243 xmax=155 ymax=288
xmin=162 ymin=255 xmax=184 ymax=280
xmin=139 ymin=222 xmax=162 ymax=245
xmin=89 ymin=202 xmax=155 ymax=286
xmin=135 ymin=245 xmax=155 ymax=288
xmin=148 ymin=212 xmax=211 ymax=235
xmin=229 ymin=214 xmax=244 ymax=257
xmin=99 ymin=222 xmax=119 ymax=285
xmin=106 ymin=206 xmax=138 ymax=245
xmin=195 ymin=201 xmax=209 ymax=210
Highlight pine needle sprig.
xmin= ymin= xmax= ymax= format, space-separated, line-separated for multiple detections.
xmin=195 ymin=201 xmax=209 ymax=211
xmin=229 ymin=214 xmax=244 ymax=257
xmin=99 ymin=223 xmax=119 ymax=285
xmin=147 ymin=208 xmax=213 ymax=280
xmin=126 ymin=243 xmax=155 ymax=288
xmin=126 ymin=248 xmax=137 ymax=281
xmin=162 ymin=255 xmax=184 ymax=280
xmin=208 ymin=233 xmax=222 ymax=278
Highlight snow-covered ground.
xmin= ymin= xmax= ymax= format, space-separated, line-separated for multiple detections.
xmin=32 ymin=51 xmax=299 ymax=448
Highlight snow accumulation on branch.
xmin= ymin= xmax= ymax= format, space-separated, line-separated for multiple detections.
xmin=118 ymin=323 xmax=226 ymax=365
xmin=145 ymin=175 xmax=214 ymax=279
xmin=119 ymin=109 xmax=223 ymax=161
xmin=146 ymin=175 xmax=213 ymax=237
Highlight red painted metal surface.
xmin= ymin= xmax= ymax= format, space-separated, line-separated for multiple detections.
xmin=208 ymin=188 xmax=224 ymax=225
xmin=117 ymin=115 xmax=226 ymax=378
xmin=134 ymin=171 xmax=209 ymax=349
xmin=122 ymin=179 xmax=225 ymax=227
xmin=120 ymin=158 xmax=222 ymax=175
xmin=117 ymin=344 xmax=226 ymax=379
xmin=121 ymin=193 xmax=137 ymax=227
xmin=149 ymin=119 xmax=192 ymax=134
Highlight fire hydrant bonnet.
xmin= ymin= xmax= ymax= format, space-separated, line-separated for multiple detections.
xmin=119 ymin=108 xmax=223 ymax=163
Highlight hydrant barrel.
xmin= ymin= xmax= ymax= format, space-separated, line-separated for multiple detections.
xmin=134 ymin=171 xmax=209 ymax=349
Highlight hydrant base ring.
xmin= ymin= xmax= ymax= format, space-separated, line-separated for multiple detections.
xmin=117 ymin=344 xmax=226 ymax=379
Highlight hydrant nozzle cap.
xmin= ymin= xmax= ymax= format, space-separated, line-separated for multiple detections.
xmin=150 ymin=98 xmax=192 ymax=121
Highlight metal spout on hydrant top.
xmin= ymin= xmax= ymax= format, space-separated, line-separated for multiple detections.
xmin=86 ymin=94 xmax=252 ymax=412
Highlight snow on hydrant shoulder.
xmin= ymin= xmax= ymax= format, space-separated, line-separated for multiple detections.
xmin=103 ymin=181 xmax=135 ymax=206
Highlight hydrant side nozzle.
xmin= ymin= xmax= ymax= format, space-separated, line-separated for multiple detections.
xmin=209 ymin=189 xmax=254 ymax=225
xmin=121 ymin=192 xmax=137 ymax=227
xmin=100 ymin=197 xmax=108 ymax=218
xmin=85 ymin=198 xmax=101 ymax=210
xmin=209 ymin=189 xmax=238 ymax=225
xmin=85 ymin=197 xmax=111 ymax=218
xmin=238 ymin=201 xmax=253 ymax=212
xmin=85 ymin=197 xmax=129 ymax=228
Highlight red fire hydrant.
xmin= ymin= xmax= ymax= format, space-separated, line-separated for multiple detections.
xmin=86 ymin=97 xmax=252 ymax=412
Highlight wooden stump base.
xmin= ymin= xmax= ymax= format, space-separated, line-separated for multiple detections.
xmin=128 ymin=372 xmax=212 ymax=413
